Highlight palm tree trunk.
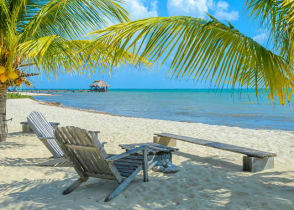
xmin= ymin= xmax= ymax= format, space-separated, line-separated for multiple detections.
xmin=0 ymin=86 xmax=7 ymax=142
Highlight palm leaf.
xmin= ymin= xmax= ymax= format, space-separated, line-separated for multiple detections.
xmin=1 ymin=0 xmax=134 ymax=79
xmin=19 ymin=0 xmax=129 ymax=40
xmin=245 ymin=0 xmax=294 ymax=64
xmin=90 ymin=16 xmax=294 ymax=104
xmin=17 ymin=37 xmax=150 ymax=78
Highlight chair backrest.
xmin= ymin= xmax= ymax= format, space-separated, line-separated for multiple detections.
xmin=27 ymin=111 xmax=63 ymax=158
xmin=27 ymin=111 xmax=54 ymax=139
xmin=54 ymin=126 xmax=123 ymax=183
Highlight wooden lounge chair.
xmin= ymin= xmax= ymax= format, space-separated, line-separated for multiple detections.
xmin=54 ymin=126 xmax=155 ymax=202
xmin=27 ymin=111 xmax=68 ymax=166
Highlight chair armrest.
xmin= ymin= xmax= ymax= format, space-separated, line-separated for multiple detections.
xmin=106 ymin=145 xmax=147 ymax=162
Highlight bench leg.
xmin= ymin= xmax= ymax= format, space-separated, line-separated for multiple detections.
xmin=153 ymin=136 xmax=176 ymax=147
xmin=243 ymin=156 xmax=274 ymax=172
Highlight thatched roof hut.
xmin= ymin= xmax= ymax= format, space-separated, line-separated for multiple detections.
xmin=89 ymin=80 xmax=110 ymax=92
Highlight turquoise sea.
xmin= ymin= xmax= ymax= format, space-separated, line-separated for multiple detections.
xmin=34 ymin=89 xmax=294 ymax=131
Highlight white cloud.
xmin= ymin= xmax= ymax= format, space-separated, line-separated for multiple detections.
xmin=125 ymin=0 xmax=158 ymax=20
xmin=167 ymin=0 xmax=238 ymax=21
xmin=213 ymin=1 xmax=239 ymax=21
xmin=167 ymin=0 xmax=213 ymax=18
xmin=253 ymin=33 xmax=268 ymax=44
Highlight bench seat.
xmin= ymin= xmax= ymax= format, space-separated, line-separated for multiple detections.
xmin=154 ymin=133 xmax=276 ymax=172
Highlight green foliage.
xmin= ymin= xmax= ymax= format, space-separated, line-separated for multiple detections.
xmin=7 ymin=93 xmax=33 ymax=99
xmin=246 ymin=0 xmax=294 ymax=65
xmin=91 ymin=15 xmax=294 ymax=104
xmin=1 ymin=0 xmax=293 ymax=105
xmin=0 ymin=0 xmax=140 ymax=81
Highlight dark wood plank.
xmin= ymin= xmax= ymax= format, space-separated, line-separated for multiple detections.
xmin=155 ymin=133 xmax=276 ymax=158
xmin=65 ymin=144 xmax=97 ymax=151
xmin=114 ymin=160 xmax=141 ymax=166
xmin=89 ymin=131 xmax=123 ymax=183
xmin=54 ymin=128 xmax=87 ymax=178
xmin=106 ymin=145 xmax=147 ymax=162
xmin=120 ymin=143 xmax=178 ymax=153
xmin=63 ymin=178 xmax=88 ymax=195
xmin=143 ymin=148 xmax=148 ymax=182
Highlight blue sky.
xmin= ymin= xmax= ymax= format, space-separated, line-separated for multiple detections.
xmin=30 ymin=0 xmax=267 ymax=89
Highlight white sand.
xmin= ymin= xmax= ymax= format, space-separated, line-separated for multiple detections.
xmin=9 ymin=92 xmax=54 ymax=96
xmin=1 ymin=99 xmax=294 ymax=209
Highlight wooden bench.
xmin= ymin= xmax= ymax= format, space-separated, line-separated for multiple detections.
xmin=154 ymin=133 xmax=276 ymax=172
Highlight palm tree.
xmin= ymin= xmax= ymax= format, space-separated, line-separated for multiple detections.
xmin=0 ymin=0 xmax=144 ymax=142
xmin=2 ymin=0 xmax=293 ymax=141
xmin=90 ymin=0 xmax=294 ymax=105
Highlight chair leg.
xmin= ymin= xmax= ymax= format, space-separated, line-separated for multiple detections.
xmin=143 ymin=148 xmax=149 ymax=182
xmin=104 ymin=167 xmax=142 ymax=202
xmin=63 ymin=177 xmax=88 ymax=195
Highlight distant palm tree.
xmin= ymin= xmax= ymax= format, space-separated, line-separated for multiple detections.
xmin=0 ymin=0 xmax=142 ymax=142
xmin=91 ymin=0 xmax=294 ymax=105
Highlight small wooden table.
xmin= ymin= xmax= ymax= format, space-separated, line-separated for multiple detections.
xmin=120 ymin=143 xmax=179 ymax=173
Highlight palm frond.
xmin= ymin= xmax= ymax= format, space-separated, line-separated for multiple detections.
xmin=1 ymin=0 xmax=134 ymax=80
xmin=91 ymin=16 xmax=294 ymax=104
xmin=245 ymin=0 xmax=294 ymax=63
xmin=19 ymin=0 xmax=129 ymax=40
xmin=17 ymin=37 xmax=150 ymax=78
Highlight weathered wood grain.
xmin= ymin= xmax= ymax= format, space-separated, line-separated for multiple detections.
xmin=63 ymin=178 xmax=88 ymax=195
xmin=143 ymin=148 xmax=148 ymax=182
xmin=106 ymin=145 xmax=147 ymax=162
xmin=155 ymin=133 xmax=276 ymax=158
xmin=54 ymin=126 xmax=157 ymax=202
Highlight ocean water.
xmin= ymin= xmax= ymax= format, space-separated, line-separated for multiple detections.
xmin=34 ymin=89 xmax=294 ymax=131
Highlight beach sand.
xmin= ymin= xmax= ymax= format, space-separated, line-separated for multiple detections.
xmin=1 ymin=98 xmax=294 ymax=209
xmin=9 ymin=92 xmax=55 ymax=96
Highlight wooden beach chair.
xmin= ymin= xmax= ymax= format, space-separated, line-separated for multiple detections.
xmin=27 ymin=111 xmax=68 ymax=166
xmin=54 ymin=126 xmax=155 ymax=202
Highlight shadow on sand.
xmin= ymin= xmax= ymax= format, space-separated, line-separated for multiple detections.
xmin=1 ymin=150 xmax=294 ymax=209
xmin=0 ymin=141 xmax=26 ymax=150
xmin=7 ymin=132 xmax=35 ymax=138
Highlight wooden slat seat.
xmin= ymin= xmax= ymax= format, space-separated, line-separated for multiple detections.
xmin=54 ymin=126 xmax=157 ymax=202
xmin=154 ymin=133 xmax=277 ymax=172
xmin=112 ymin=155 xmax=144 ymax=177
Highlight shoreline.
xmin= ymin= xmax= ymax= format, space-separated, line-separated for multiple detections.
xmin=33 ymin=98 xmax=293 ymax=133
xmin=9 ymin=91 xmax=56 ymax=96
xmin=35 ymin=99 xmax=118 ymax=116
